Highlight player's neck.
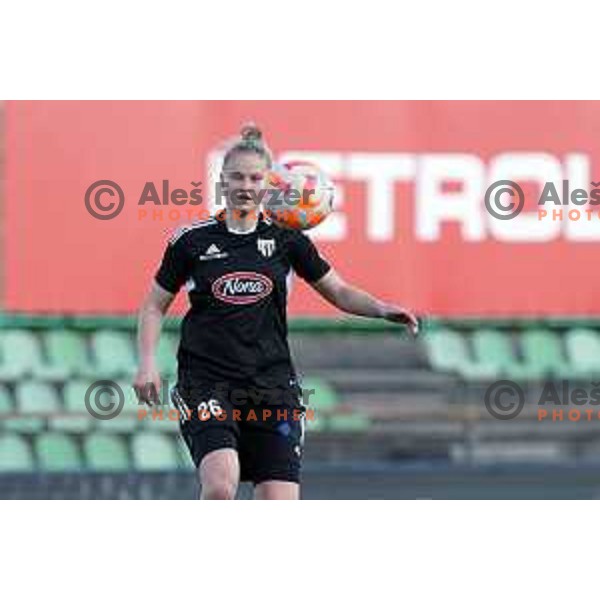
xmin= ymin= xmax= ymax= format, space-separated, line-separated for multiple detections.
xmin=225 ymin=209 xmax=260 ymax=235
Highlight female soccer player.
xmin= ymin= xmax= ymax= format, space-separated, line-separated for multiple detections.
xmin=134 ymin=125 xmax=418 ymax=500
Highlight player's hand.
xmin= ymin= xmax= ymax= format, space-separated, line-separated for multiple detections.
xmin=380 ymin=304 xmax=419 ymax=337
xmin=133 ymin=369 xmax=162 ymax=406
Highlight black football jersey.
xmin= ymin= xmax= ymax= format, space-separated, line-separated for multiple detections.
xmin=154 ymin=210 xmax=331 ymax=388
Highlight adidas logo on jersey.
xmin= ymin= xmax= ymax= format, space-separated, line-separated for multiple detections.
xmin=200 ymin=243 xmax=228 ymax=261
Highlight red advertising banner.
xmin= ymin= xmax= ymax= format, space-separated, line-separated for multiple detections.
xmin=5 ymin=100 xmax=600 ymax=316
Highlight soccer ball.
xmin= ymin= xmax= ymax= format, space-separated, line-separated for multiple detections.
xmin=263 ymin=161 xmax=335 ymax=230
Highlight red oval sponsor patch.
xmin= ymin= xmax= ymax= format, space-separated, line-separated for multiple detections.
xmin=211 ymin=271 xmax=274 ymax=305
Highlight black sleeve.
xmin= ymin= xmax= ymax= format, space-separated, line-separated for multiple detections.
xmin=154 ymin=232 xmax=193 ymax=294
xmin=287 ymin=231 xmax=332 ymax=283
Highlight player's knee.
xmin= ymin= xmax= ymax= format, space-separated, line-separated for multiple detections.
xmin=198 ymin=448 xmax=239 ymax=499
xmin=201 ymin=477 xmax=237 ymax=500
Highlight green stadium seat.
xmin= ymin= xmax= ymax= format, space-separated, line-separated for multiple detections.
xmin=44 ymin=330 xmax=97 ymax=377
xmin=302 ymin=377 xmax=338 ymax=409
xmin=472 ymin=329 xmax=512 ymax=371
xmin=328 ymin=411 xmax=371 ymax=433
xmin=84 ymin=433 xmax=130 ymax=472
xmin=139 ymin=380 xmax=180 ymax=432
xmin=301 ymin=377 xmax=339 ymax=431
xmin=0 ymin=330 xmax=68 ymax=382
xmin=0 ymin=384 xmax=14 ymax=416
xmin=156 ymin=332 xmax=178 ymax=379
xmin=143 ymin=408 xmax=180 ymax=432
xmin=91 ymin=330 xmax=137 ymax=378
xmin=303 ymin=406 xmax=322 ymax=432
xmin=50 ymin=380 xmax=96 ymax=433
xmin=174 ymin=435 xmax=195 ymax=469
xmin=36 ymin=432 xmax=82 ymax=471
xmin=471 ymin=329 xmax=530 ymax=378
xmin=0 ymin=330 xmax=38 ymax=381
xmin=0 ymin=433 xmax=35 ymax=472
xmin=424 ymin=329 xmax=497 ymax=380
xmin=95 ymin=380 xmax=145 ymax=433
xmin=7 ymin=381 xmax=61 ymax=433
xmin=565 ymin=328 xmax=600 ymax=377
xmin=131 ymin=432 xmax=181 ymax=471
xmin=520 ymin=329 xmax=573 ymax=379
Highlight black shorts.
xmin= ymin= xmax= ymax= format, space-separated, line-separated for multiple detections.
xmin=171 ymin=377 xmax=307 ymax=484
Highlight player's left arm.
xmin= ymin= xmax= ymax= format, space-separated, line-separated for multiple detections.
xmin=310 ymin=269 xmax=419 ymax=336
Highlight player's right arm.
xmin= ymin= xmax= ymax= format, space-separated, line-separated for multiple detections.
xmin=134 ymin=229 xmax=193 ymax=404
xmin=134 ymin=281 xmax=176 ymax=405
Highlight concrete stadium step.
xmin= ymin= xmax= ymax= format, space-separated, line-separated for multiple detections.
xmin=305 ymin=416 xmax=600 ymax=462
xmin=338 ymin=391 xmax=450 ymax=416
xmin=290 ymin=334 xmax=427 ymax=370
xmin=451 ymin=441 xmax=571 ymax=464
xmin=304 ymin=425 xmax=460 ymax=461
xmin=357 ymin=408 xmax=600 ymax=441
xmin=302 ymin=368 xmax=455 ymax=393
xmin=467 ymin=418 xmax=600 ymax=439
xmin=368 ymin=420 xmax=467 ymax=439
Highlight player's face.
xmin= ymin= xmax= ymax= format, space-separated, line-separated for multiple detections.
xmin=221 ymin=152 xmax=268 ymax=215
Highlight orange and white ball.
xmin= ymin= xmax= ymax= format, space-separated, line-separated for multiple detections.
xmin=263 ymin=161 xmax=335 ymax=230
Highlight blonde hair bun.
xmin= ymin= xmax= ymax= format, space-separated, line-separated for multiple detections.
xmin=240 ymin=123 xmax=263 ymax=142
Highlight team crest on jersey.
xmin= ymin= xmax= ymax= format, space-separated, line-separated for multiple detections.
xmin=257 ymin=238 xmax=276 ymax=258
xmin=211 ymin=271 xmax=274 ymax=305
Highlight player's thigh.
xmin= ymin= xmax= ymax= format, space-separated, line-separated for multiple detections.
xmin=254 ymin=480 xmax=299 ymax=500
xmin=172 ymin=381 xmax=240 ymax=497
xmin=238 ymin=406 xmax=305 ymax=486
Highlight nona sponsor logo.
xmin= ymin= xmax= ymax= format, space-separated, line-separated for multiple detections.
xmin=211 ymin=271 xmax=273 ymax=305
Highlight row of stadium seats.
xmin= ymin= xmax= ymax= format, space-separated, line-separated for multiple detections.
xmin=0 ymin=377 xmax=371 ymax=435
xmin=0 ymin=329 xmax=178 ymax=381
xmin=0 ymin=380 xmax=178 ymax=433
xmin=0 ymin=432 xmax=190 ymax=472
xmin=424 ymin=327 xmax=600 ymax=380
xmin=3 ymin=325 xmax=597 ymax=384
